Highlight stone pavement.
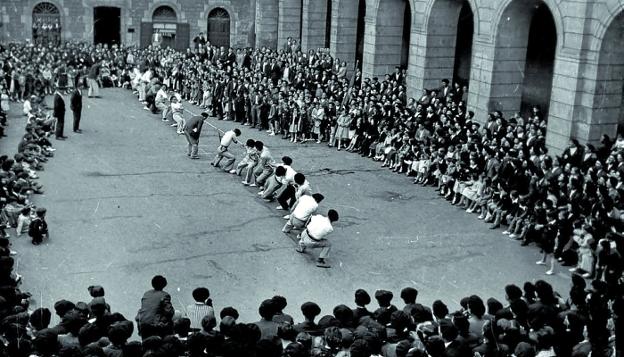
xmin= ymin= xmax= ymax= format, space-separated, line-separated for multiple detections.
xmin=2 ymin=89 xmax=568 ymax=327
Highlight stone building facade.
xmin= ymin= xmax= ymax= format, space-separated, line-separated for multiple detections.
xmin=1 ymin=0 xmax=623 ymax=152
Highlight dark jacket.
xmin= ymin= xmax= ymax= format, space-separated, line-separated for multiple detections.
xmin=135 ymin=289 xmax=174 ymax=328
xmin=70 ymin=89 xmax=82 ymax=112
xmin=53 ymin=93 xmax=65 ymax=118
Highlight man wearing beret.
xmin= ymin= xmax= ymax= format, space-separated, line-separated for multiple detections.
xmin=28 ymin=207 xmax=48 ymax=245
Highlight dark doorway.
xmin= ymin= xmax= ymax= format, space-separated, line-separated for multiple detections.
xmin=208 ymin=8 xmax=230 ymax=48
xmin=452 ymin=1 xmax=474 ymax=86
xmin=93 ymin=7 xmax=121 ymax=45
xmin=324 ymin=0 xmax=332 ymax=48
xmin=520 ymin=3 xmax=556 ymax=118
xmin=400 ymin=0 xmax=411 ymax=70
xmin=355 ymin=0 xmax=366 ymax=69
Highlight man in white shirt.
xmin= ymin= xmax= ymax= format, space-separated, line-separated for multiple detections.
xmin=259 ymin=156 xmax=294 ymax=200
xmin=155 ymin=84 xmax=170 ymax=121
xmin=296 ymin=209 xmax=339 ymax=268
xmin=212 ymin=128 xmax=241 ymax=171
xmin=248 ymin=141 xmax=274 ymax=187
xmin=282 ymin=193 xmax=324 ymax=233
xmin=277 ymin=173 xmax=311 ymax=211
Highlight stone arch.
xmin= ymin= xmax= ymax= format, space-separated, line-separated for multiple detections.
xmin=26 ymin=0 xmax=67 ymax=42
xmin=487 ymin=0 xmax=559 ymax=119
xmin=592 ymin=0 xmax=624 ymax=53
xmin=197 ymin=2 xmax=239 ymax=46
xmin=419 ymin=0 xmax=476 ymax=90
xmin=588 ymin=9 xmax=624 ymax=141
xmin=208 ymin=7 xmax=231 ymax=48
xmin=420 ymin=0 xmax=479 ymax=34
xmin=490 ymin=0 xmax=564 ymax=52
xmin=142 ymin=1 xmax=186 ymax=23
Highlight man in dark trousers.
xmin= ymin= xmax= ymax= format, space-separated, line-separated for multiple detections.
xmin=53 ymin=87 xmax=67 ymax=140
xmin=70 ymin=81 xmax=83 ymax=133
xmin=184 ymin=112 xmax=208 ymax=159
xmin=28 ymin=207 xmax=48 ymax=246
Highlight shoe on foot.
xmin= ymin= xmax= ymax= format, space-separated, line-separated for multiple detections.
xmin=249 ymin=183 xmax=257 ymax=187
xmin=283 ymin=214 xmax=290 ymax=220
xmin=257 ymin=191 xmax=264 ymax=195
xmin=536 ymin=261 xmax=546 ymax=265
xmin=295 ymin=244 xmax=305 ymax=253
xmin=502 ymin=231 xmax=510 ymax=235
xmin=241 ymin=181 xmax=250 ymax=185
xmin=229 ymin=169 xmax=236 ymax=174
xmin=316 ymin=259 xmax=330 ymax=268
xmin=276 ymin=206 xmax=285 ymax=210
xmin=545 ymin=270 xmax=554 ymax=275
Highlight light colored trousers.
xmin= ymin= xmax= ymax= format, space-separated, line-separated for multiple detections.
xmin=298 ymin=229 xmax=331 ymax=259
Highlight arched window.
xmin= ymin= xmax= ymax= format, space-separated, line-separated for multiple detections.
xmin=208 ymin=8 xmax=230 ymax=48
xmin=152 ymin=5 xmax=177 ymax=23
xmin=152 ymin=5 xmax=178 ymax=48
xmin=32 ymin=2 xmax=61 ymax=46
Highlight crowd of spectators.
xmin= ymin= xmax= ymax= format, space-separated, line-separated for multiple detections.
xmin=0 ymin=35 xmax=622 ymax=356
xmin=129 ymin=37 xmax=624 ymax=280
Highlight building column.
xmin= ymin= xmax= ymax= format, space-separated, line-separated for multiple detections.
xmin=277 ymin=0 xmax=301 ymax=49
xmin=255 ymin=0 xmax=278 ymax=49
xmin=329 ymin=0 xmax=358 ymax=65
xmin=464 ymin=35 xmax=496 ymax=122
xmin=361 ymin=0 xmax=406 ymax=80
xmin=406 ymin=28 xmax=427 ymax=99
xmin=301 ymin=0 xmax=327 ymax=51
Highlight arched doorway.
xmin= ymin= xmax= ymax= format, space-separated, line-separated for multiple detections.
xmin=208 ymin=8 xmax=230 ymax=48
xmin=490 ymin=0 xmax=557 ymax=119
xmin=422 ymin=0 xmax=474 ymax=90
xmin=591 ymin=11 xmax=624 ymax=140
xmin=152 ymin=5 xmax=177 ymax=49
xmin=355 ymin=0 xmax=366 ymax=69
xmin=32 ymin=2 xmax=61 ymax=46
xmin=93 ymin=6 xmax=121 ymax=45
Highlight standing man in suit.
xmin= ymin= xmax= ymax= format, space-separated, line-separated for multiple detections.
xmin=184 ymin=112 xmax=208 ymax=159
xmin=70 ymin=80 xmax=83 ymax=133
xmin=53 ymin=87 xmax=67 ymax=140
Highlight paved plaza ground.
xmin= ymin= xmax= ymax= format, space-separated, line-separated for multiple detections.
xmin=2 ymin=89 xmax=568 ymax=327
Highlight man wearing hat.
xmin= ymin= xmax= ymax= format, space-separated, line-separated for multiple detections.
xmin=28 ymin=207 xmax=48 ymax=245
xmin=69 ymin=80 xmax=82 ymax=133
xmin=53 ymin=87 xmax=67 ymax=140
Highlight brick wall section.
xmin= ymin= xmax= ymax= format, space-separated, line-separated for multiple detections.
xmin=300 ymin=0 xmax=327 ymax=51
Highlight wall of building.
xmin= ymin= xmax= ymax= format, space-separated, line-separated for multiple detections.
xmin=1 ymin=0 xmax=254 ymax=48
xmin=2 ymin=0 xmax=624 ymax=153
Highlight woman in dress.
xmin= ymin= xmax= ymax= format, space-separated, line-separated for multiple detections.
xmin=334 ymin=111 xmax=352 ymax=151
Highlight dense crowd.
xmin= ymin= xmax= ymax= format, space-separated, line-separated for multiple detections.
xmin=0 ymin=35 xmax=621 ymax=355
